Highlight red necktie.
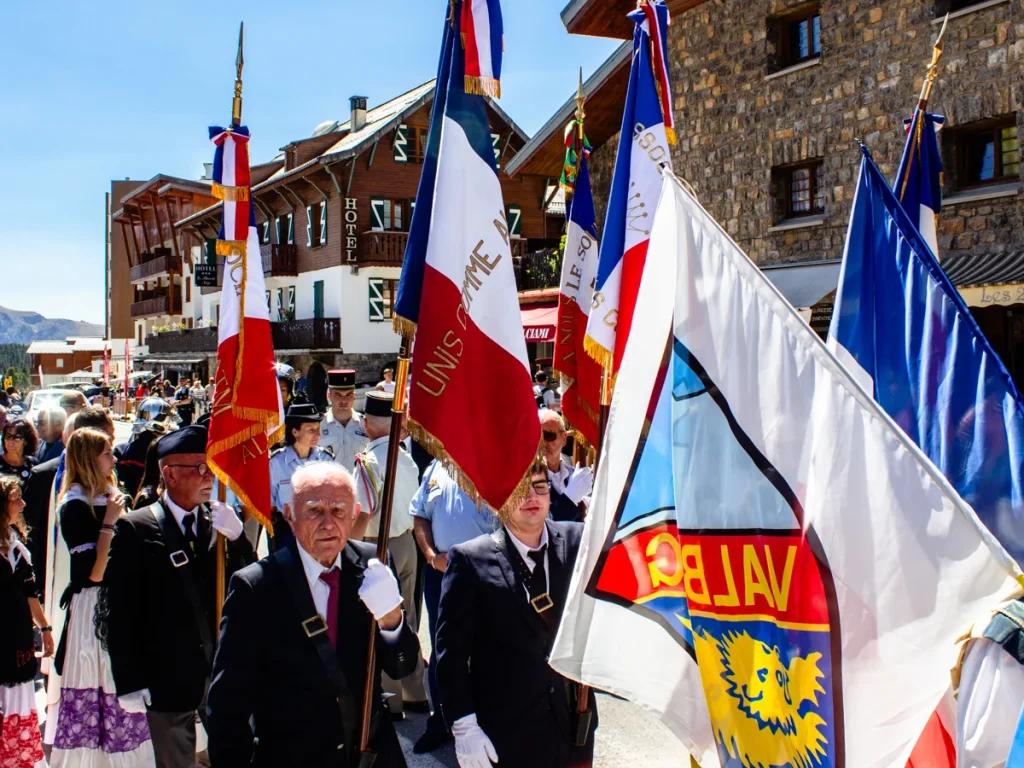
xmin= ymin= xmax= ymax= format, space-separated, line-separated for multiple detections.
xmin=318 ymin=568 xmax=340 ymax=650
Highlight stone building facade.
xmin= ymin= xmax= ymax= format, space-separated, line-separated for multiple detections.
xmin=587 ymin=0 xmax=1023 ymax=267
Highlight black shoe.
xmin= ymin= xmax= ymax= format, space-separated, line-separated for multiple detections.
xmin=412 ymin=727 xmax=452 ymax=754
xmin=404 ymin=700 xmax=431 ymax=714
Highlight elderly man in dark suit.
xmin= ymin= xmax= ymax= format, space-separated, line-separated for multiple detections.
xmin=103 ymin=424 xmax=255 ymax=768
xmin=206 ymin=461 xmax=420 ymax=768
xmin=436 ymin=458 xmax=598 ymax=768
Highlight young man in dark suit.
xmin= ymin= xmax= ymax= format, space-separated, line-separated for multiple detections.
xmin=436 ymin=459 xmax=598 ymax=768
xmin=103 ymin=424 xmax=255 ymax=768
xmin=206 ymin=461 xmax=420 ymax=767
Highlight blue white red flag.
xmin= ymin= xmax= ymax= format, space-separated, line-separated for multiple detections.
xmin=828 ymin=148 xmax=1024 ymax=567
xmin=551 ymin=171 xmax=1023 ymax=766
xmin=206 ymin=125 xmax=284 ymax=528
xmin=553 ymin=150 xmax=602 ymax=448
xmin=894 ymin=109 xmax=945 ymax=255
xmin=584 ymin=0 xmax=674 ymax=374
xmin=394 ymin=0 xmax=538 ymax=514
xmin=460 ymin=0 xmax=502 ymax=98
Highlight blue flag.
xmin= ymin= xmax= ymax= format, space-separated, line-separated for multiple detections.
xmin=893 ymin=109 xmax=945 ymax=255
xmin=828 ymin=146 xmax=1024 ymax=565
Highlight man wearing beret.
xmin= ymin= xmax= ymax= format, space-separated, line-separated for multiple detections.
xmin=353 ymin=391 xmax=428 ymax=718
xmin=102 ymin=424 xmax=256 ymax=768
xmin=269 ymin=398 xmax=335 ymax=548
xmin=319 ymin=369 xmax=369 ymax=472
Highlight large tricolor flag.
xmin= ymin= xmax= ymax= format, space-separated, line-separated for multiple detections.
xmin=553 ymin=147 xmax=601 ymax=448
xmin=394 ymin=0 xmax=539 ymax=514
xmin=584 ymin=0 xmax=674 ymax=374
xmin=551 ymin=171 xmax=1023 ymax=766
xmin=894 ymin=109 xmax=945 ymax=255
xmin=206 ymin=124 xmax=283 ymax=528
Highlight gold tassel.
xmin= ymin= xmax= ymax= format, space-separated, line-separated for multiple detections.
xmin=215 ymin=239 xmax=246 ymax=257
xmin=392 ymin=315 xmax=418 ymax=338
xmin=464 ymin=75 xmax=501 ymax=99
xmin=212 ymin=182 xmax=250 ymax=202
xmin=665 ymin=125 xmax=677 ymax=146
xmin=583 ymin=335 xmax=614 ymax=370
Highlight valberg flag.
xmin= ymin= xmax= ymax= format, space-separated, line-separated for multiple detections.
xmin=206 ymin=124 xmax=283 ymax=528
xmin=584 ymin=0 xmax=674 ymax=374
xmin=553 ymin=148 xmax=602 ymax=448
xmin=394 ymin=0 xmax=539 ymax=513
xmin=550 ymin=171 xmax=1023 ymax=766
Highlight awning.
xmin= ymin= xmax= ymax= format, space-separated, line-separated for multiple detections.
xmin=760 ymin=260 xmax=842 ymax=310
xmin=141 ymin=357 xmax=207 ymax=365
xmin=943 ymin=250 xmax=1024 ymax=308
xmin=521 ymin=304 xmax=558 ymax=343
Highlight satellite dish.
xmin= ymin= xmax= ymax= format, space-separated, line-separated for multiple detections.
xmin=311 ymin=120 xmax=338 ymax=137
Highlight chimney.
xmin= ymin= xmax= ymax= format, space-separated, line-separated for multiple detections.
xmin=201 ymin=162 xmax=213 ymax=180
xmin=350 ymin=95 xmax=368 ymax=132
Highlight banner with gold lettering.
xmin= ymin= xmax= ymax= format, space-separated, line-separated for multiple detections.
xmin=551 ymin=173 xmax=1023 ymax=767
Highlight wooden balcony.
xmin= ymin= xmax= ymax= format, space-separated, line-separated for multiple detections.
xmin=131 ymin=292 xmax=181 ymax=319
xmin=515 ymin=249 xmax=561 ymax=292
xmin=261 ymin=244 xmax=298 ymax=277
xmin=359 ymin=231 xmax=527 ymax=267
xmin=130 ymin=248 xmax=181 ymax=283
xmin=272 ymin=318 xmax=341 ymax=350
xmin=145 ymin=327 xmax=218 ymax=354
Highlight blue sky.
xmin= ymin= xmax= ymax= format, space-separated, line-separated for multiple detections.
xmin=0 ymin=0 xmax=619 ymax=325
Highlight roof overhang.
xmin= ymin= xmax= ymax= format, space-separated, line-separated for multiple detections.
xmin=119 ymin=174 xmax=212 ymax=207
xmin=506 ymin=42 xmax=630 ymax=178
xmin=562 ymin=0 xmax=709 ymax=40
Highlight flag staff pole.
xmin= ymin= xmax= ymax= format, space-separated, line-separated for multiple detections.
xmin=357 ymin=333 xmax=412 ymax=765
xmin=216 ymin=21 xmax=245 ymax=629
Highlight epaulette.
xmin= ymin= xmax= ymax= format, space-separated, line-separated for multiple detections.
xmin=321 ymin=445 xmax=335 ymax=459
xmin=270 ymin=446 xmax=287 ymax=458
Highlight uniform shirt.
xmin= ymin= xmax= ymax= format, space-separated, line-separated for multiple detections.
xmin=957 ymin=636 xmax=1024 ymax=768
xmin=409 ymin=462 xmax=498 ymax=553
xmin=318 ymin=411 xmax=368 ymax=472
xmin=354 ymin=437 xmax=417 ymax=539
xmin=269 ymin=445 xmax=334 ymax=511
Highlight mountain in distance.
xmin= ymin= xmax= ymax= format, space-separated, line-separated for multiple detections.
xmin=0 ymin=305 xmax=104 ymax=344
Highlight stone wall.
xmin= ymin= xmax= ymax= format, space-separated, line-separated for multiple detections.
xmin=587 ymin=0 xmax=1024 ymax=265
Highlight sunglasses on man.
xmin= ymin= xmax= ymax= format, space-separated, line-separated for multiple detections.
xmin=542 ymin=430 xmax=564 ymax=442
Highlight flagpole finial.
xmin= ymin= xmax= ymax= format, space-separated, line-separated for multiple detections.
xmin=232 ymin=22 xmax=244 ymax=126
xmin=574 ymin=67 xmax=586 ymax=126
xmin=918 ymin=13 xmax=948 ymax=107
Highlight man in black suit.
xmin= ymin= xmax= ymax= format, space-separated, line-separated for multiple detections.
xmin=538 ymin=410 xmax=593 ymax=523
xmin=436 ymin=460 xmax=598 ymax=768
xmin=206 ymin=461 xmax=420 ymax=767
xmin=103 ymin=424 xmax=255 ymax=768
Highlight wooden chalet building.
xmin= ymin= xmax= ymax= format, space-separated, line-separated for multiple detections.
xmin=146 ymin=80 xmax=564 ymax=391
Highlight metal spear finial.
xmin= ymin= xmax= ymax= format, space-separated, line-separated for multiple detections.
xmin=232 ymin=22 xmax=244 ymax=126
xmin=918 ymin=13 xmax=948 ymax=107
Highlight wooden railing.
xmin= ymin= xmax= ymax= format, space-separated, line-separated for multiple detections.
xmin=130 ymin=248 xmax=181 ymax=283
xmin=261 ymin=244 xmax=298 ymax=277
xmin=146 ymin=327 xmax=218 ymax=353
xmin=272 ymin=318 xmax=341 ymax=350
xmin=360 ymin=230 xmax=407 ymax=266
xmin=130 ymin=293 xmax=181 ymax=318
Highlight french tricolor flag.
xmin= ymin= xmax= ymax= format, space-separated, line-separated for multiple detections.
xmin=585 ymin=0 xmax=674 ymax=374
xmin=395 ymin=0 xmax=539 ymax=514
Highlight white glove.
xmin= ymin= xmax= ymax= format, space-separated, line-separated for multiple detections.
xmin=357 ymin=558 xmax=403 ymax=621
xmin=453 ymin=714 xmax=498 ymax=767
xmin=564 ymin=464 xmax=594 ymax=506
xmin=118 ymin=689 xmax=151 ymax=714
xmin=210 ymin=501 xmax=244 ymax=541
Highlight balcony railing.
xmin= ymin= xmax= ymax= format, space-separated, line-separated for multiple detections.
xmin=131 ymin=293 xmax=181 ymax=319
xmin=514 ymin=248 xmax=561 ymax=292
xmin=146 ymin=327 xmax=218 ymax=354
xmin=130 ymin=248 xmax=181 ymax=283
xmin=359 ymin=231 xmax=527 ymax=267
xmin=145 ymin=317 xmax=341 ymax=354
xmin=261 ymin=244 xmax=298 ymax=277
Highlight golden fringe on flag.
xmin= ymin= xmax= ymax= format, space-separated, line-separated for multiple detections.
xmin=212 ymin=182 xmax=250 ymax=202
xmin=583 ymin=335 xmax=614 ymax=371
xmin=392 ymin=315 xmax=417 ymax=339
xmin=215 ymin=239 xmax=246 ymax=257
xmin=464 ymin=75 xmax=501 ymax=99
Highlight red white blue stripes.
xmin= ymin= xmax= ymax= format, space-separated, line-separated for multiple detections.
xmin=461 ymin=0 xmax=502 ymax=98
xmin=639 ymin=0 xmax=675 ymax=144
xmin=210 ymin=126 xmax=252 ymax=253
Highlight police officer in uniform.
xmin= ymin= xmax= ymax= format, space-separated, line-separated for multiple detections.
xmin=318 ymin=369 xmax=369 ymax=471
xmin=269 ymin=398 xmax=334 ymax=548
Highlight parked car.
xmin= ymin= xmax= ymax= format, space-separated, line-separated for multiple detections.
xmin=23 ymin=388 xmax=80 ymax=417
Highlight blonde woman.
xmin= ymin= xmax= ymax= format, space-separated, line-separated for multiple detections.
xmin=49 ymin=429 xmax=155 ymax=767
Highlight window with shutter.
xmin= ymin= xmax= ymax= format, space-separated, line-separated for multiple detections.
xmin=507 ymin=204 xmax=522 ymax=237
xmin=260 ymin=220 xmax=270 ymax=244
xmin=491 ymin=133 xmax=501 ymax=169
xmin=306 ymin=206 xmax=314 ymax=247
xmin=313 ymin=280 xmax=324 ymax=319
xmin=266 ymin=291 xmax=271 ymax=311
xmin=286 ymin=213 xmax=294 ymax=245
xmin=368 ymin=278 xmax=384 ymax=322
xmin=287 ymin=286 xmax=296 ymax=318
xmin=204 ymin=239 xmax=217 ymax=266
xmin=394 ymin=124 xmax=408 ymax=163
xmin=276 ymin=288 xmax=284 ymax=321
xmin=370 ymin=198 xmax=389 ymax=231
xmin=319 ymin=201 xmax=328 ymax=246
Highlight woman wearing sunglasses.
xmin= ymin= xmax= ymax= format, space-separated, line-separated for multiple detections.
xmin=0 ymin=418 xmax=39 ymax=488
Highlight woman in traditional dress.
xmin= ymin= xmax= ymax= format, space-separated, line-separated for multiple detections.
xmin=49 ymin=428 xmax=155 ymax=767
xmin=0 ymin=475 xmax=50 ymax=768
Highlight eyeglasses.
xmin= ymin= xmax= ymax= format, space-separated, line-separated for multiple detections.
xmin=164 ymin=462 xmax=210 ymax=476
xmin=529 ymin=481 xmax=550 ymax=496
xmin=542 ymin=430 xmax=563 ymax=442
xmin=3 ymin=433 xmax=25 ymax=442
xmin=297 ymin=501 xmax=351 ymax=524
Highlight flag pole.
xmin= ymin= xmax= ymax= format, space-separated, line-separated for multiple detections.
xmin=917 ymin=13 xmax=948 ymax=111
xmin=216 ymin=21 xmax=245 ymax=629
xmin=358 ymin=333 xmax=412 ymax=765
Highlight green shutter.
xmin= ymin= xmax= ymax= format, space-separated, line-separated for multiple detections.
xmin=313 ymin=280 xmax=324 ymax=319
xmin=394 ymin=124 xmax=408 ymax=163
xmin=491 ymin=133 xmax=501 ymax=169
xmin=204 ymin=238 xmax=217 ymax=266
xmin=368 ymin=278 xmax=384 ymax=322
xmin=286 ymin=213 xmax=294 ymax=244
xmin=370 ymin=198 xmax=387 ymax=231
xmin=507 ymin=204 xmax=522 ymax=237
xmin=306 ymin=206 xmax=313 ymax=247
xmin=319 ymin=201 xmax=328 ymax=246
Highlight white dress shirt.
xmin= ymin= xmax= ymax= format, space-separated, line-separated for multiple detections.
xmin=164 ymin=494 xmax=198 ymax=539
xmin=505 ymin=525 xmax=550 ymax=594
xmin=295 ymin=542 xmax=402 ymax=643
xmin=546 ymin=458 xmax=572 ymax=496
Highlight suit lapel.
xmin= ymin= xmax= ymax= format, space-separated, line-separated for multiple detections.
xmin=492 ymin=528 xmax=544 ymax=633
xmin=154 ymin=497 xmax=190 ymax=561
xmin=546 ymin=522 xmax=571 ymax=616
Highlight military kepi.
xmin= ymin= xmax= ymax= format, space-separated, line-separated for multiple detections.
xmin=327 ymin=369 xmax=356 ymax=390
xmin=156 ymin=424 xmax=208 ymax=458
xmin=285 ymin=400 xmax=323 ymax=424
xmin=364 ymin=391 xmax=394 ymax=418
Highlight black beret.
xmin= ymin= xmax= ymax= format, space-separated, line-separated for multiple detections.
xmin=285 ymin=401 xmax=323 ymax=424
xmin=156 ymin=425 xmax=208 ymax=459
xmin=364 ymin=391 xmax=394 ymax=418
xmin=327 ymin=369 xmax=356 ymax=390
